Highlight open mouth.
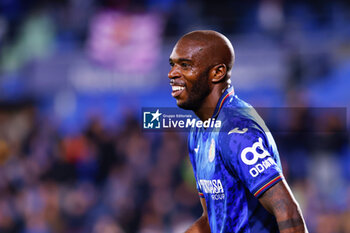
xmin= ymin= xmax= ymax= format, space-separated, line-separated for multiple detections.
xmin=171 ymin=85 xmax=185 ymax=97
xmin=170 ymin=79 xmax=186 ymax=98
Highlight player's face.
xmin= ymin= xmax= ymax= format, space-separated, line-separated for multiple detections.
xmin=168 ymin=39 xmax=211 ymax=110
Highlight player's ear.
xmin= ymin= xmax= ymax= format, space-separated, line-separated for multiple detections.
xmin=210 ymin=64 xmax=227 ymax=83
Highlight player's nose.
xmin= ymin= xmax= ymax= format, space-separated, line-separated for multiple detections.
xmin=168 ymin=66 xmax=181 ymax=79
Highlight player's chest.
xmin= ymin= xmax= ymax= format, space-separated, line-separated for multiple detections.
xmin=195 ymin=133 xmax=222 ymax=179
xmin=195 ymin=133 xmax=228 ymax=200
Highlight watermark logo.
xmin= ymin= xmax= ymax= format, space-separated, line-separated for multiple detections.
xmin=143 ymin=109 xmax=162 ymax=129
xmin=142 ymin=107 xmax=347 ymax=133
xmin=142 ymin=108 xmax=222 ymax=131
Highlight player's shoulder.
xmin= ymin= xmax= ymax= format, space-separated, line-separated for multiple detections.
xmin=218 ymin=96 xmax=269 ymax=139
xmin=218 ymin=118 xmax=267 ymax=148
xmin=218 ymin=111 xmax=266 ymax=138
xmin=217 ymin=111 xmax=270 ymax=149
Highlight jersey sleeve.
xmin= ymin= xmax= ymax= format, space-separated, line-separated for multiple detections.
xmin=188 ymin=132 xmax=204 ymax=198
xmin=218 ymin=126 xmax=283 ymax=198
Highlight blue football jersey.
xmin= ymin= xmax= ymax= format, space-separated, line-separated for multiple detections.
xmin=188 ymin=86 xmax=283 ymax=233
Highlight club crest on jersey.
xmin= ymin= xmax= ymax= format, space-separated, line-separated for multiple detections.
xmin=208 ymin=138 xmax=216 ymax=162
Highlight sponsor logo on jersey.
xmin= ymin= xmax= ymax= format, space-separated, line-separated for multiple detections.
xmin=194 ymin=145 xmax=199 ymax=153
xmin=208 ymin=138 xmax=215 ymax=162
xmin=249 ymin=157 xmax=277 ymax=177
xmin=198 ymin=179 xmax=225 ymax=200
xmin=228 ymin=127 xmax=248 ymax=135
xmin=240 ymin=137 xmax=277 ymax=177
xmin=241 ymin=137 xmax=270 ymax=165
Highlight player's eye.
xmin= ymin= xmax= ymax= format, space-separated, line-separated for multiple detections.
xmin=181 ymin=62 xmax=190 ymax=68
xmin=169 ymin=61 xmax=174 ymax=67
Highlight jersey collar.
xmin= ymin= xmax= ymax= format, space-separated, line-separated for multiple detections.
xmin=212 ymin=85 xmax=235 ymax=119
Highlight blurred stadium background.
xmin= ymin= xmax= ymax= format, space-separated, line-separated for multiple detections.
xmin=0 ymin=0 xmax=350 ymax=232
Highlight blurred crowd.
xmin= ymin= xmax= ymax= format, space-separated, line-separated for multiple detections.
xmin=0 ymin=101 xmax=349 ymax=233
xmin=0 ymin=0 xmax=350 ymax=233
xmin=0 ymin=103 xmax=202 ymax=233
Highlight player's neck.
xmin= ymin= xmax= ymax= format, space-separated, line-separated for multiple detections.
xmin=194 ymin=84 xmax=229 ymax=121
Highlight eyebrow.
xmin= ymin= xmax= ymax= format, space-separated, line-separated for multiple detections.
xmin=169 ymin=58 xmax=192 ymax=63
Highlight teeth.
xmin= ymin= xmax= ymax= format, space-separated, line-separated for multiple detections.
xmin=172 ymin=86 xmax=185 ymax=91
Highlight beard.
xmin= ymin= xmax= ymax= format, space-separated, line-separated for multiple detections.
xmin=177 ymin=69 xmax=211 ymax=111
